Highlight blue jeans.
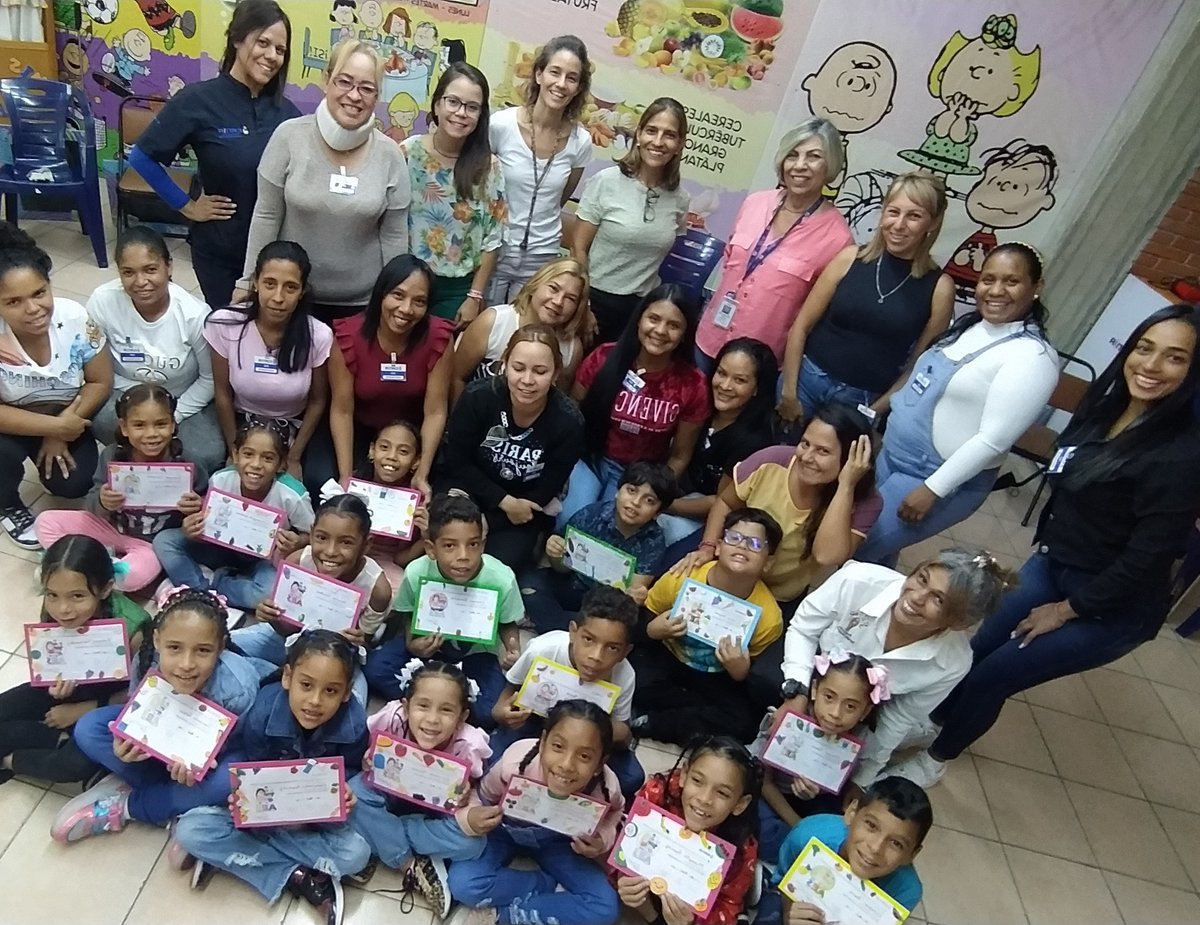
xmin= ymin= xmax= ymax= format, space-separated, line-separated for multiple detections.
xmin=519 ymin=567 xmax=585 ymax=634
xmin=658 ymin=494 xmax=706 ymax=547
xmin=173 ymin=804 xmax=371 ymax=902
xmin=487 ymin=723 xmax=645 ymax=803
xmin=152 ymin=528 xmax=277 ymax=611
xmin=363 ymin=639 xmax=507 ymax=730
xmin=232 ymin=623 xmax=369 ymax=706
xmin=929 ymin=552 xmax=1153 ymax=760
xmin=347 ymin=773 xmax=486 ymax=868
xmin=791 ymin=355 xmax=878 ymax=417
xmin=73 ymin=705 xmax=240 ymax=824
xmin=448 ymin=824 xmax=620 ymax=925
xmin=556 ymin=457 xmax=625 ymax=531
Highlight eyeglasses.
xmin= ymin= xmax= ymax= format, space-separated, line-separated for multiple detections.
xmin=331 ymin=74 xmax=379 ymax=98
xmin=722 ymin=529 xmax=766 ymax=552
xmin=440 ymin=95 xmax=482 ymax=117
xmin=643 ymin=187 xmax=660 ymax=224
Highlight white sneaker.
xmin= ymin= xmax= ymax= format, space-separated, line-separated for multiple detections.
xmin=895 ymin=716 xmax=942 ymax=752
xmin=0 ymin=504 xmax=39 ymax=549
xmin=885 ymin=750 xmax=947 ymax=789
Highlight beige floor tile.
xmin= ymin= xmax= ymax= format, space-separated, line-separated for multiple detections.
xmin=968 ymin=700 xmax=1056 ymax=775
xmin=50 ymin=257 xmax=118 ymax=296
xmin=926 ymin=753 xmax=997 ymax=840
xmin=1112 ymin=727 xmax=1200 ymax=812
xmin=1003 ymin=845 xmax=1123 ymax=925
xmin=1083 ymin=668 xmax=1184 ymax=741
xmin=974 ymin=758 xmax=1093 ymax=863
xmin=1106 ymin=648 xmax=1147 ymax=678
xmin=943 ymin=512 xmax=1019 ymax=558
xmin=0 ymin=552 xmax=44 ymax=654
xmin=0 ymin=779 xmax=46 ymax=856
xmin=124 ymin=851 xmax=294 ymax=925
xmin=986 ymin=488 xmax=1043 ymax=529
xmin=916 ymin=827 xmax=1027 ymax=925
xmin=1023 ymin=674 xmax=1103 ymax=721
xmin=171 ymin=259 xmax=200 ymax=293
xmin=355 ymin=860 xmax=432 ymax=912
xmin=1133 ymin=637 xmax=1200 ymax=693
xmin=1155 ymin=684 xmax=1200 ymax=748
xmin=896 ymin=535 xmax=949 ymax=573
xmin=1154 ymin=805 xmax=1200 ymax=893
xmin=283 ymin=886 xmax=433 ymax=924
xmin=35 ymin=224 xmax=104 ymax=263
xmin=1104 ymin=871 xmax=1200 ymax=924
xmin=1065 ymin=782 xmax=1192 ymax=889
xmin=0 ymin=647 xmax=32 ymax=687
xmin=633 ymin=740 xmax=681 ymax=777
xmin=1031 ymin=706 xmax=1143 ymax=797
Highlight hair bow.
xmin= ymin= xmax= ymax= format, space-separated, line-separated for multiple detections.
xmin=972 ymin=552 xmax=997 ymax=570
xmin=394 ymin=657 xmax=425 ymax=692
xmin=155 ymin=583 xmax=228 ymax=613
xmin=111 ymin=559 xmax=132 ymax=580
xmin=813 ymin=651 xmax=850 ymax=676
xmin=865 ymin=665 xmax=891 ymax=704
xmin=453 ymin=662 xmax=481 ymax=704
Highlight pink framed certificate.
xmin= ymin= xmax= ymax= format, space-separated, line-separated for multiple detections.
xmin=107 ymin=462 xmax=195 ymax=511
xmin=760 ymin=708 xmax=864 ymax=794
xmin=269 ymin=563 xmax=364 ymax=633
xmin=608 ymin=797 xmax=735 ymax=921
xmin=24 ymin=620 xmax=130 ymax=687
xmin=366 ymin=733 xmax=471 ymax=814
xmin=230 ymin=757 xmax=348 ymax=828
xmin=346 ymin=479 xmax=422 ymax=541
xmin=112 ymin=673 xmax=238 ymax=779
xmin=201 ymin=488 xmax=284 ymax=560
xmin=501 ymin=775 xmax=609 ymax=838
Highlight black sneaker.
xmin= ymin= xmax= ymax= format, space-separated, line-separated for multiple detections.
xmin=412 ymin=854 xmax=451 ymax=918
xmin=287 ymin=868 xmax=342 ymax=925
xmin=0 ymin=504 xmax=38 ymax=549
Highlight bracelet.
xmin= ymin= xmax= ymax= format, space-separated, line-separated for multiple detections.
xmin=467 ymin=289 xmax=484 ymax=301
xmin=698 ymin=540 xmax=717 ymax=552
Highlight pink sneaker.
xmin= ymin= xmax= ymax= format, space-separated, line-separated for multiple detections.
xmin=51 ymin=774 xmax=132 ymax=843
xmin=166 ymin=821 xmax=195 ymax=870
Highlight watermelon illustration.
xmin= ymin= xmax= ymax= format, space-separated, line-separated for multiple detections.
xmin=730 ymin=0 xmax=783 ymax=42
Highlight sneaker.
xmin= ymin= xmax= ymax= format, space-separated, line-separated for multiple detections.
xmin=190 ymin=859 xmax=215 ymax=890
xmin=885 ymin=750 xmax=948 ymax=789
xmin=0 ymin=504 xmax=39 ymax=549
xmin=412 ymin=854 xmax=451 ymax=918
xmin=287 ymin=867 xmax=342 ymax=925
xmin=345 ymin=858 xmax=377 ymax=886
xmin=165 ymin=827 xmax=194 ymax=871
xmin=895 ymin=716 xmax=942 ymax=752
xmin=51 ymin=774 xmax=132 ymax=843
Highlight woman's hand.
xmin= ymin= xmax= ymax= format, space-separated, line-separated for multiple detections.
xmin=177 ymin=490 xmax=203 ymax=516
xmin=286 ymin=455 xmax=304 ymax=482
xmin=778 ymin=393 xmax=804 ymax=424
xmin=411 ymin=473 xmax=432 ymax=501
xmin=897 ymin=483 xmax=938 ymax=523
xmin=499 ymin=495 xmax=542 ymax=526
xmin=838 ymin=434 xmax=873 ymax=490
xmin=99 ymin=485 xmax=126 ymax=512
xmin=54 ymin=399 xmax=90 ymax=441
xmin=465 ymin=805 xmax=503 ymax=834
xmin=231 ymin=288 xmax=251 ymax=306
xmin=647 ymin=611 xmax=688 ymax=642
xmin=37 ymin=437 xmax=76 ymax=480
xmin=454 ymin=298 xmax=482 ymax=331
xmin=570 ymin=831 xmax=607 ymax=859
xmin=1012 ymin=600 xmax=1075 ymax=649
xmin=181 ymin=194 xmax=236 ymax=223
xmin=668 ymin=545 xmax=715 ymax=577
xmin=616 ymin=875 xmax=651 ymax=910
xmin=181 ymin=510 xmax=206 ymax=540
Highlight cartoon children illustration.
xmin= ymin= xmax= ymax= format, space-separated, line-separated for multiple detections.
xmin=428 ymin=592 xmax=448 ymax=612
xmin=358 ymin=0 xmax=385 ymax=43
xmin=255 ymin=786 xmax=277 ymax=812
xmin=135 ymin=0 xmax=196 ymax=51
xmin=287 ymin=580 xmax=306 ymax=606
xmin=411 ymin=20 xmax=439 ymax=67
xmin=166 ymin=74 xmax=185 ymax=98
xmin=330 ymin=0 xmax=358 ymax=46
xmin=898 ymin=13 xmax=1041 ymax=176
xmin=633 ymin=832 xmax=659 ymax=864
xmin=103 ymin=28 xmax=153 ymax=89
xmin=385 ymin=91 xmax=420 ymax=143
xmin=44 ymin=639 xmax=65 ymax=666
xmin=382 ymin=6 xmax=412 ymax=48
xmin=805 ymin=862 xmax=837 ymax=899
xmin=210 ymin=499 xmax=232 ymax=531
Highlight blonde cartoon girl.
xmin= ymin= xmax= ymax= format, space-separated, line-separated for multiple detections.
xmin=385 ymin=91 xmax=421 ymax=143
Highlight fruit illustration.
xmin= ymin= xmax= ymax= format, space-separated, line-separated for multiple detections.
xmin=730 ymin=0 xmax=785 ymax=42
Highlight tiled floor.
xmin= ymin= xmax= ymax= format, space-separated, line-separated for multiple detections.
xmin=4 ymin=216 xmax=1200 ymax=923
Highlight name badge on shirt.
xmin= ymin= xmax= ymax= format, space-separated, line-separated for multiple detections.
xmin=910 ymin=372 xmax=932 ymax=396
xmin=217 ymin=126 xmax=249 ymax=138
xmin=119 ymin=350 xmax=146 ymax=364
xmin=618 ymin=420 xmax=643 ymax=435
xmin=380 ymin=363 xmax=407 ymax=382
xmin=1047 ymin=446 xmax=1076 ymax=474
xmin=621 ymin=369 xmax=646 ymax=393
xmin=253 ymin=355 xmax=280 ymax=375
xmin=329 ymin=172 xmax=358 ymax=196
xmin=712 ymin=291 xmax=737 ymax=330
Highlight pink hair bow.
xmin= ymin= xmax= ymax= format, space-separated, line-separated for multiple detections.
xmin=813 ymin=651 xmax=850 ymax=676
xmin=155 ymin=583 xmax=229 ymax=613
xmin=866 ymin=665 xmax=891 ymax=704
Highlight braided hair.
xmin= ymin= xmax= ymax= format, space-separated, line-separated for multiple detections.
xmin=285 ymin=629 xmax=356 ymax=682
xmin=136 ymin=587 xmax=231 ymax=682
xmin=113 ymin=383 xmax=183 ymax=462
xmin=517 ymin=699 xmax=615 ymax=804
xmin=672 ymin=734 xmax=763 ymax=849
xmin=40 ymin=535 xmax=116 ymax=623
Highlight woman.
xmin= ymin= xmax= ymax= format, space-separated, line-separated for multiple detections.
xmin=435 ymin=325 xmax=585 ymax=572
xmin=87 ymin=226 xmax=224 ymax=474
xmin=404 ymin=62 xmax=507 ymax=325
xmin=658 ymin=337 xmax=779 ymax=546
xmin=856 ymin=243 xmax=1059 ymax=566
xmin=205 ymin=241 xmax=333 ymax=475
xmin=694 ymin=118 xmax=854 ymax=367
xmin=558 ymin=285 xmax=709 ymax=527
xmin=452 ymin=256 xmax=587 ymax=399
xmin=572 ymin=97 xmax=690 ymax=343
xmin=487 ymin=34 xmax=593 ymax=303
xmin=240 ymin=40 xmax=411 ymax=323
xmin=892 ymin=306 xmax=1200 ymax=787
xmin=778 ymin=173 xmax=954 ymax=421
xmin=0 ymin=225 xmax=112 ymax=548
xmin=129 ymin=0 xmax=298 ymax=307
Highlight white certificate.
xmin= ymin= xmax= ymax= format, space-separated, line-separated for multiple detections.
xmin=412 ymin=579 xmax=499 ymax=646
xmin=112 ymin=673 xmax=237 ymax=779
xmin=366 ymin=733 xmax=472 ymax=814
xmin=24 ymin=620 xmax=130 ymax=687
xmin=563 ymin=526 xmax=636 ymax=590
xmin=108 ymin=462 xmax=194 ymax=510
xmin=346 ymin=479 xmax=421 ymax=541
xmin=501 ymin=776 xmax=608 ymax=837
xmin=230 ymin=758 xmax=347 ymax=828
xmin=269 ymin=563 xmax=364 ymax=633
xmin=777 ymin=837 xmax=910 ymax=924
xmin=201 ymin=488 xmax=284 ymax=560
xmin=671 ymin=579 xmax=762 ymax=650
xmin=514 ymin=657 xmax=620 ymax=716
xmin=760 ymin=709 xmax=864 ymax=794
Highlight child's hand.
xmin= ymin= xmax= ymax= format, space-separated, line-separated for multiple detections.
xmin=715 ymin=637 xmax=751 ymax=678
xmin=44 ymin=701 xmax=91 ymax=729
xmin=466 ymin=805 xmax=503 ymax=834
xmin=497 ymin=703 xmax=532 ymax=729
xmin=616 ymin=875 xmax=651 ymax=909
xmin=48 ymin=677 xmax=78 ymax=700
xmin=408 ymin=631 xmax=443 ymax=658
xmin=412 ymin=504 xmax=429 ymax=536
xmin=167 ymin=758 xmax=202 ymax=787
xmin=343 ymin=785 xmax=357 ymax=813
xmin=340 ymin=626 xmax=366 ymax=648
xmin=182 ymin=510 xmax=205 ymax=540
xmin=626 ymin=584 xmax=649 ymax=607
xmin=647 ymin=611 xmax=687 ymax=641
xmin=570 ymin=831 xmax=607 ymax=858
xmin=499 ymin=638 xmax=521 ymax=671
xmin=255 ymin=598 xmax=289 ymax=628
xmin=789 ymin=776 xmax=821 ymax=800
xmin=545 ymin=534 xmax=567 ymax=560
xmin=177 ymin=490 xmax=203 ymax=515
xmin=275 ymin=529 xmax=302 ymax=555
xmin=111 ymin=729 xmax=152 ymax=763
xmin=99 ymin=485 xmax=126 ymax=512
xmin=661 ymin=892 xmax=696 ymax=925
xmin=786 ymin=901 xmax=827 ymax=925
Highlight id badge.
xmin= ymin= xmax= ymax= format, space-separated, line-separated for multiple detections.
xmin=119 ymin=350 xmax=146 ymax=364
xmin=329 ymin=172 xmax=358 ymax=195
xmin=380 ymin=362 xmax=407 ymax=382
xmin=253 ymin=355 xmax=279 ymax=375
xmin=621 ymin=369 xmax=646 ymax=393
xmin=712 ymin=291 xmax=737 ymax=330
xmin=910 ymin=372 xmax=931 ymax=396
xmin=1047 ymin=446 xmax=1076 ymax=474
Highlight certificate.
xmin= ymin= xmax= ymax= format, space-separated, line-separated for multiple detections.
xmin=670 ymin=579 xmax=762 ymax=650
xmin=112 ymin=673 xmax=238 ymax=779
xmin=201 ymin=488 xmax=284 ymax=560
xmin=514 ymin=657 xmax=620 ymax=716
xmin=412 ymin=579 xmax=499 ymax=647
xmin=563 ymin=527 xmax=636 ymax=590
xmin=269 ymin=563 xmax=364 ymax=633
xmin=107 ymin=462 xmax=194 ymax=511
xmin=230 ymin=757 xmax=347 ymax=828
xmin=608 ymin=797 xmax=735 ymax=920
xmin=760 ymin=708 xmax=864 ymax=794
xmin=501 ymin=776 xmax=608 ymax=837
xmin=366 ymin=733 xmax=471 ymax=814
xmin=777 ymin=837 xmax=910 ymax=925
xmin=346 ymin=479 xmax=421 ymax=541
xmin=24 ymin=620 xmax=130 ymax=687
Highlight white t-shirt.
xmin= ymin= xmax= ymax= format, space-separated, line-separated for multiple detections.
xmin=467 ymin=303 xmax=578 ymax=381
xmin=87 ymin=280 xmax=214 ymax=420
xmin=503 ymin=628 xmax=635 ymax=723
xmin=0 ymin=297 xmax=105 ymax=407
xmin=489 ymin=107 xmax=591 ymax=258
xmin=208 ymin=465 xmax=315 ymax=533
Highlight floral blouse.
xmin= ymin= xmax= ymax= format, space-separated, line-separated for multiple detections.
xmin=402 ymin=135 xmax=507 ymax=279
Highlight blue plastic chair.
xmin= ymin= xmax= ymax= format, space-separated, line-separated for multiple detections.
xmin=0 ymin=76 xmax=107 ymax=267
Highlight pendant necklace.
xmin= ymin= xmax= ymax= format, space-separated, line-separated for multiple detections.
xmin=875 ymin=254 xmax=912 ymax=304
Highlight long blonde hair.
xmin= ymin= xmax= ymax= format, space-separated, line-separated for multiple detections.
xmin=512 ymin=257 xmax=589 ymax=339
xmin=859 ymin=173 xmax=947 ymax=277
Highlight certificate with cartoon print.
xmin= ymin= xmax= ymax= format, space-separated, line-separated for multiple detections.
xmin=269 ymin=563 xmax=364 ymax=633
xmin=760 ymin=708 xmax=864 ymax=794
xmin=777 ymin=837 xmax=910 ymax=924
xmin=112 ymin=673 xmax=238 ymax=779
xmin=514 ymin=657 xmax=620 ymax=716
xmin=563 ymin=527 xmax=636 ymax=590
xmin=412 ymin=579 xmax=499 ymax=647
xmin=107 ymin=462 xmax=194 ymax=511
xmin=230 ymin=758 xmax=348 ymax=828
xmin=366 ymin=733 xmax=471 ymax=815
xmin=201 ymin=488 xmax=284 ymax=560
xmin=670 ymin=579 xmax=762 ymax=650
xmin=24 ymin=620 xmax=130 ymax=687
xmin=608 ymin=797 xmax=735 ymax=920
xmin=501 ymin=776 xmax=609 ymax=837
xmin=346 ymin=479 xmax=422 ymax=541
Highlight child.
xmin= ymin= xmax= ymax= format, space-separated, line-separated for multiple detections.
xmin=491 ymin=585 xmax=644 ymax=800
xmin=0 ymin=536 xmax=149 ymax=785
xmin=522 ymin=461 xmax=677 ymax=633
xmin=448 ymin=700 xmax=624 ymax=925
xmin=173 ymin=630 xmax=371 ymax=925
xmin=616 ymin=735 xmax=762 ymax=925
xmin=631 ymin=508 xmax=784 ymax=743
xmin=53 ymin=587 xmax=261 ymax=842
xmin=152 ymin=420 xmax=314 ymax=611
xmin=363 ymin=494 xmax=523 ymax=728
xmin=349 ymin=659 xmax=499 ymax=918
xmin=34 ymin=384 xmax=209 ymax=591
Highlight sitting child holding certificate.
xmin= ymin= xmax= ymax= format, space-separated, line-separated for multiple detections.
xmin=153 ymin=421 xmax=315 ymax=611
xmin=522 ymin=461 xmax=677 ymax=633
xmin=448 ymin=700 xmax=624 ymax=925
xmin=172 ymin=630 xmax=370 ymax=924
xmin=490 ymin=586 xmax=644 ymax=800
xmin=349 ymin=659 xmax=499 ymax=918
xmin=631 ymin=508 xmax=784 ymax=744
xmin=54 ymin=587 xmax=261 ymax=843
xmin=0 ymin=536 xmax=149 ymax=786
xmin=363 ymin=494 xmax=523 ymax=727
xmin=34 ymin=384 xmax=210 ymax=592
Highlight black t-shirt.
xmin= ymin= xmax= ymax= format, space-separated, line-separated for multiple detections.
xmin=685 ymin=417 xmax=776 ymax=496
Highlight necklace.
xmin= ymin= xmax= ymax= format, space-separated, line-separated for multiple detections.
xmin=430 ymin=130 xmax=459 ymax=161
xmin=875 ymin=254 xmax=912 ymax=304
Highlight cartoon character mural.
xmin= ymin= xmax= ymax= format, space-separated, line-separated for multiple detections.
xmin=411 ymin=20 xmax=439 ymax=69
xmin=359 ymin=0 xmax=385 ymax=43
xmin=101 ymin=27 xmax=152 ymax=91
xmin=385 ymin=91 xmax=420 ymax=143
xmin=135 ymin=0 xmax=196 ymax=51
xmin=382 ymin=6 xmax=412 ymax=49
xmin=330 ymin=0 xmax=358 ymax=46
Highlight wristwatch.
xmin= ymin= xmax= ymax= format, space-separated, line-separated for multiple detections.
xmin=781 ymin=679 xmax=808 ymax=700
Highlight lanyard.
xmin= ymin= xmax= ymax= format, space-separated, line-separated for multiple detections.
xmin=744 ymin=195 xmax=824 ymax=279
xmin=520 ymin=123 xmax=560 ymax=250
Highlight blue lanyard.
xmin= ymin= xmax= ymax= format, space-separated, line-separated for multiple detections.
xmin=744 ymin=195 xmax=824 ymax=279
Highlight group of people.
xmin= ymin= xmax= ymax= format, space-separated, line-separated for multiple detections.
xmin=2 ymin=3 xmax=1199 ymax=925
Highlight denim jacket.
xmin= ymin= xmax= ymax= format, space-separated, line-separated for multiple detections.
xmin=238 ymin=682 xmax=368 ymax=771
xmin=134 ymin=649 xmax=262 ymax=717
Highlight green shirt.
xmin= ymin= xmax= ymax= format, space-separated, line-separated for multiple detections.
xmin=108 ymin=592 xmax=151 ymax=638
